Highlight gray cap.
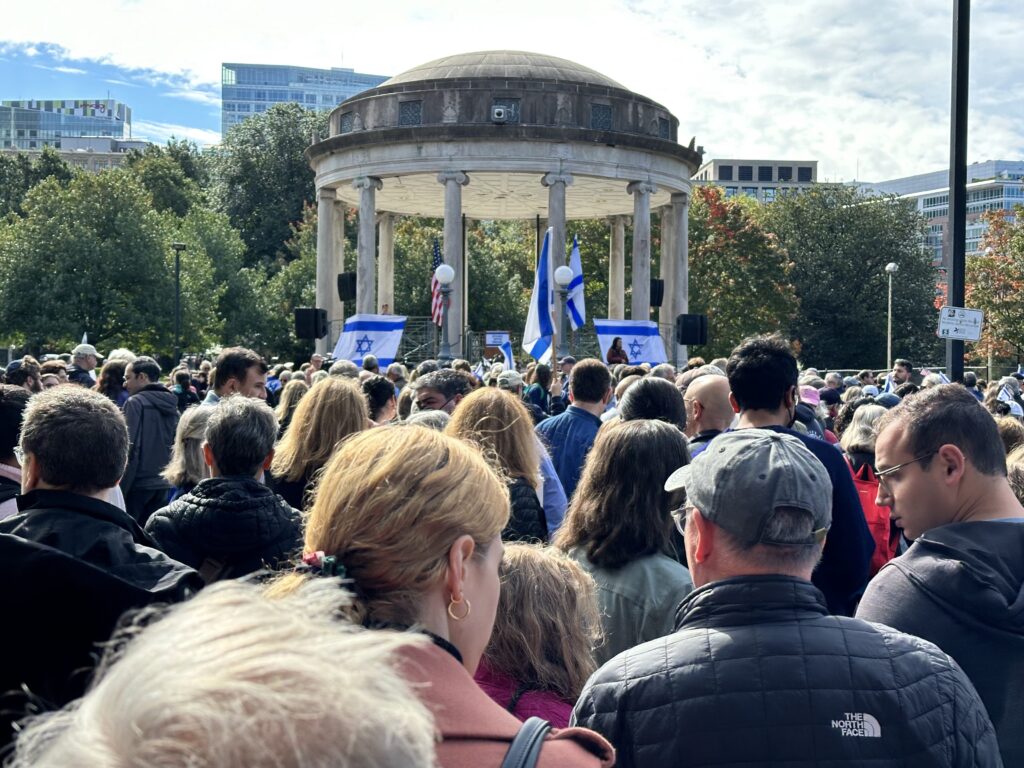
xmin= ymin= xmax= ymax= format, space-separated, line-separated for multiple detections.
xmin=496 ymin=370 xmax=524 ymax=390
xmin=664 ymin=429 xmax=832 ymax=546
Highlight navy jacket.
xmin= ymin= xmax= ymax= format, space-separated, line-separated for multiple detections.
xmin=574 ymin=576 xmax=1002 ymax=768
xmin=535 ymin=405 xmax=602 ymax=502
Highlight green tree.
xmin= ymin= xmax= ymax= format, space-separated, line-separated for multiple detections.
xmin=0 ymin=147 xmax=74 ymax=218
xmin=0 ymin=171 xmax=216 ymax=353
xmin=685 ymin=186 xmax=798 ymax=359
xmin=764 ymin=185 xmax=940 ymax=368
xmin=127 ymin=151 xmax=199 ymax=217
xmin=212 ymin=104 xmax=329 ymax=267
xmin=966 ymin=207 xmax=1024 ymax=365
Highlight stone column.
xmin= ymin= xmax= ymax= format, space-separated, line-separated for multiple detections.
xmin=314 ymin=187 xmax=336 ymax=356
xmin=608 ymin=216 xmax=627 ymax=319
xmin=543 ymin=173 xmax=573 ymax=355
xmin=438 ymin=171 xmax=470 ymax=356
xmin=377 ymin=213 xmax=394 ymax=314
xmin=628 ymin=181 xmax=657 ymax=320
xmin=352 ymin=176 xmax=382 ymax=315
xmin=659 ymin=205 xmax=675 ymax=329
xmin=331 ymin=199 xmax=346 ymax=343
xmin=671 ymin=191 xmax=691 ymax=363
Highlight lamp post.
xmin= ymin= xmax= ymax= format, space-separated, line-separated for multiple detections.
xmin=885 ymin=262 xmax=899 ymax=371
xmin=171 ymin=242 xmax=187 ymax=364
xmin=435 ymin=263 xmax=455 ymax=363
xmin=554 ymin=265 xmax=573 ymax=360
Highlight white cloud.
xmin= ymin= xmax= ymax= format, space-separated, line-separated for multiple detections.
xmin=164 ymin=88 xmax=220 ymax=107
xmin=2 ymin=0 xmax=1021 ymax=180
xmin=104 ymin=78 xmax=139 ymax=88
xmin=33 ymin=63 xmax=87 ymax=75
xmin=132 ymin=119 xmax=220 ymax=147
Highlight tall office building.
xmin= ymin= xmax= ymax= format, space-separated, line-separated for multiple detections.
xmin=0 ymin=99 xmax=131 ymax=150
xmin=221 ymin=63 xmax=388 ymax=135
xmin=693 ymin=158 xmax=818 ymax=203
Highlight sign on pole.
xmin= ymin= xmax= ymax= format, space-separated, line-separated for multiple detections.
xmin=937 ymin=306 xmax=983 ymax=342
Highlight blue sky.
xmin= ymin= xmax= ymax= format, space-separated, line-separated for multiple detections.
xmin=1 ymin=0 xmax=1021 ymax=181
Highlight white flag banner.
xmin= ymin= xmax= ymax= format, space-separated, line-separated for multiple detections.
xmin=486 ymin=331 xmax=514 ymax=368
xmin=566 ymin=234 xmax=586 ymax=331
xmin=333 ymin=314 xmax=407 ymax=366
xmin=522 ymin=228 xmax=555 ymax=363
xmin=594 ymin=319 xmax=667 ymax=365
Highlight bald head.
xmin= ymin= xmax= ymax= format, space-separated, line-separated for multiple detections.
xmin=685 ymin=375 xmax=734 ymax=438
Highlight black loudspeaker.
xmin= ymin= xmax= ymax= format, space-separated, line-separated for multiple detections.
xmin=650 ymin=278 xmax=665 ymax=308
xmin=675 ymin=314 xmax=708 ymax=346
xmin=337 ymin=272 xmax=357 ymax=302
xmin=295 ymin=308 xmax=328 ymax=340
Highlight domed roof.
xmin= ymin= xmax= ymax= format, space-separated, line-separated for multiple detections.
xmin=381 ymin=50 xmax=627 ymax=90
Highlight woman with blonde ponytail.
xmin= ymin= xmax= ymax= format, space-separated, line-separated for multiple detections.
xmin=268 ymin=426 xmax=613 ymax=768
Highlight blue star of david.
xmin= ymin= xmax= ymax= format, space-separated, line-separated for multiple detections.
xmin=355 ymin=334 xmax=374 ymax=355
xmin=628 ymin=338 xmax=643 ymax=360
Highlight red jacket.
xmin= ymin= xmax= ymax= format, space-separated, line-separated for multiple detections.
xmin=474 ymin=660 xmax=574 ymax=728
xmin=401 ymin=642 xmax=614 ymax=768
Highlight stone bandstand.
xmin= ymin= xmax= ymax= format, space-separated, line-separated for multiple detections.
xmin=307 ymin=50 xmax=702 ymax=358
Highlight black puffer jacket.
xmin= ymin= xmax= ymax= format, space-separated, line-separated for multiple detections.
xmin=145 ymin=476 xmax=302 ymax=581
xmin=504 ymin=476 xmax=547 ymax=542
xmin=573 ymin=576 xmax=1002 ymax=768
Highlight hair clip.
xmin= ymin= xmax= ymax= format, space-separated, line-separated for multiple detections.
xmin=301 ymin=550 xmax=347 ymax=579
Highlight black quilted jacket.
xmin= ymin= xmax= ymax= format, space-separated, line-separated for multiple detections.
xmin=145 ymin=476 xmax=302 ymax=581
xmin=573 ymin=575 xmax=1002 ymax=768
xmin=505 ymin=476 xmax=547 ymax=543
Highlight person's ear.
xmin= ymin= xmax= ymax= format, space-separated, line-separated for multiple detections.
xmin=262 ymin=448 xmax=275 ymax=471
xmin=202 ymin=442 xmax=216 ymax=469
xmin=936 ymin=443 xmax=966 ymax=486
xmin=602 ymin=385 xmax=613 ymax=406
xmin=20 ymin=452 xmax=40 ymax=493
xmin=728 ymin=391 xmax=741 ymax=414
xmin=691 ymin=508 xmax=715 ymax=563
xmin=445 ymin=535 xmax=476 ymax=601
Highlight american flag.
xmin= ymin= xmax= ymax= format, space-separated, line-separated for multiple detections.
xmin=431 ymin=237 xmax=444 ymax=326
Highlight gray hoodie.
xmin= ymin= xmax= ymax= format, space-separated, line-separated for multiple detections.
xmin=857 ymin=519 xmax=1024 ymax=764
xmin=122 ymin=384 xmax=180 ymax=492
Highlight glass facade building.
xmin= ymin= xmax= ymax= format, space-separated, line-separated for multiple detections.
xmin=0 ymin=99 xmax=131 ymax=150
xmin=221 ymin=63 xmax=388 ymax=135
xmin=693 ymin=158 xmax=818 ymax=203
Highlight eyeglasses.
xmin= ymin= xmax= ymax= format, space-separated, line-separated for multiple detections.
xmin=415 ymin=395 xmax=454 ymax=412
xmin=13 ymin=446 xmax=25 ymax=466
xmin=670 ymin=504 xmax=689 ymax=536
xmin=875 ymin=452 xmax=936 ymax=486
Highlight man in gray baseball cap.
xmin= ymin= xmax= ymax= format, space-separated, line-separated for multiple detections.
xmin=573 ymin=428 xmax=1001 ymax=768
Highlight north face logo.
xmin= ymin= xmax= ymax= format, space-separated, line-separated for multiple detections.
xmin=831 ymin=712 xmax=881 ymax=738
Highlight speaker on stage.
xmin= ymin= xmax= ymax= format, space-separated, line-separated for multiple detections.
xmin=295 ymin=308 xmax=328 ymax=340
xmin=650 ymin=278 xmax=665 ymax=308
xmin=337 ymin=272 xmax=357 ymax=302
xmin=675 ymin=314 xmax=708 ymax=346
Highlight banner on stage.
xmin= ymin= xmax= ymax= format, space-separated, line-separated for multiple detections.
xmin=594 ymin=319 xmax=667 ymax=365
xmin=333 ymin=314 xmax=407 ymax=366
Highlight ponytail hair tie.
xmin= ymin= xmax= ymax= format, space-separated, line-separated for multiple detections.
xmin=301 ymin=550 xmax=347 ymax=579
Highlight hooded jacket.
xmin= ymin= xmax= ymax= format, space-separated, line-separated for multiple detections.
xmin=574 ymin=575 xmax=1002 ymax=768
xmin=145 ymin=476 xmax=302 ymax=581
xmin=122 ymin=384 xmax=179 ymax=493
xmin=857 ymin=520 xmax=1024 ymax=764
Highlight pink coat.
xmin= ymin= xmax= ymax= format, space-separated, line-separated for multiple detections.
xmin=401 ymin=642 xmax=614 ymax=768
xmin=474 ymin=661 xmax=574 ymax=728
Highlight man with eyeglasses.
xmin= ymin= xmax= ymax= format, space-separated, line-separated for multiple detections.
xmin=857 ymin=384 xmax=1024 ymax=764
xmin=410 ymin=368 xmax=474 ymax=415
xmin=574 ymin=429 xmax=1001 ymax=768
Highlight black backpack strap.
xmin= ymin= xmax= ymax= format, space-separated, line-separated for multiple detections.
xmin=501 ymin=716 xmax=551 ymax=768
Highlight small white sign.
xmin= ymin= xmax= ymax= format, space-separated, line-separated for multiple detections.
xmin=485 ymin=332 xmax=510 ymax=346
xmin=937 ymin=306 xmax=984 ymax=342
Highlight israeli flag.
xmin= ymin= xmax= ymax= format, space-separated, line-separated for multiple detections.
xmin=594 ymin=319 xmax=667 ymax=364
xmin=486 ymin=331 xmax=514 ymax=369
xmin=332 ymin=314 xmax=407 ymax=366
xmin=566 ymin=234 xmax=586 ymax=331
xmin=522 ymin=228 xmax=555 ymax=362
xmin=881 ymin=373 xmax=894 ymax=393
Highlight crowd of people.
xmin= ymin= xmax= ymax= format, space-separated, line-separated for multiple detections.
xmin=0 ymin=336 xmax=1021 ymax=767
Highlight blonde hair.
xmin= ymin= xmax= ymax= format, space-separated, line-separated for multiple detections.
xmin=840 ymin=404 xmax=886 ymax=455
xmin=160 ymin=405 xmax=213 ymax=488
xmin=274 ymin=378 xmax=309 ymax=425
xmin=1007 ymin=444 xmax=1024 ymax=505
xmin=271 ymin=377 xmax=368 ymax=482
xmin=270 ymin=426 xmax=509 ymax=627
xmin=445 ymin=388 xmax=539 ymax=489
xmin=9 ymin=580 xmax=437 ymax=768
xmin=483 ymin=544 xmax=601 ymax=700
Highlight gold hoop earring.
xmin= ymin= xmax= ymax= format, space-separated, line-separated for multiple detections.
xmin=447 ymin=596 xmax=471 ymax=621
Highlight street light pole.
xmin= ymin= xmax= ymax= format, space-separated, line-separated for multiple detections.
xmin=171 ymin=242 xmax=187 ymax=364
xmin=554 ymin=265 xmax=573 ymax=360
xmin=886 ymin=262 xmax=898 ymax=371
xmin=435 ymin=263 xmax=455 ymax=364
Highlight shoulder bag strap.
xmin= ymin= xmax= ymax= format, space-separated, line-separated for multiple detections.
xmin=501 ymin=716 xmax=551 ymax=768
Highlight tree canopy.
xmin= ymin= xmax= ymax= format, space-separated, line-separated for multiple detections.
xmin=966 ymin=207 xmax=1024 ymax=364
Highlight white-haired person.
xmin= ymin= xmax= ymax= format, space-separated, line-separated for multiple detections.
xmin=7 ymin=579 xmax=438 ymax=768
xmin=267 ymin=426 xmax=614 ymax=767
